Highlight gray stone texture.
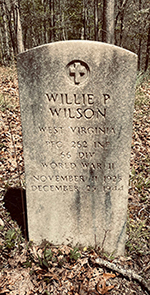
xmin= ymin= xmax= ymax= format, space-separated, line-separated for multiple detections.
xmin=17 ymin=41 xmax=137 ymax=255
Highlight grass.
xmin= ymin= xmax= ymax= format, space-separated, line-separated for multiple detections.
xmin=0 ymin=95 xmax=15 ymax=112
xmin=135 ymin=69 xmax=150 ymax=110
xmin=130 ymin=164 xmax=150 ymax=200
xmin=126 ymin=215 xmax=149 ymax=256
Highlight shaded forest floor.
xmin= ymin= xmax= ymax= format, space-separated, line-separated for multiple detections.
xmin=0 ymin=66 xmax=150 ymax=294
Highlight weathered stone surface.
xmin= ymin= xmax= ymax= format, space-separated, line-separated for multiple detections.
xmin=17 ymin=41 xmax=137 ymax=255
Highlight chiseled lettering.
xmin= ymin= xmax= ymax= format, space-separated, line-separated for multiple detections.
xmin=81 ymin=162 xmax=102 ymax=170
xmin=103 ymin=185 xmax=123 ymax=191
xmin=81 ymin=162 xmax=89 ymax=168
xmin=71 ymin=141 xmax=88 ymax=148
xmin=103 ymin=175 xmax=122 ymax=183
xmin=74 ymin=94 xmax=80 ymax=105
xmin=46 ymin=93 xmax=95 ymax=105
xmin=56 ymin=185 xmax=62 ymax=191
xmin=48 ymin=107 xmax=106 ymax=119
xmin=79 ymin=152 xmax=95 ymax=159
xmin=96 ymin=108 xmax=106 ymax=118
xmin=50 ymin=185 xmax=54 ymax=191
xmin=31 ymin=185 xmax=37 ymax=191
xmin=103 ymin=94 xmax=110 ymax=104
xmin=94 ymin=141 xmax=110 ymax=148
xmin=108 ymin=163 xmax=115 ymax=169
xmin=33 ymin=174 xmax=86 ymax=182
xmin=39 ymin=125 xmax=115 ymax=135
xmin=86 ymin=185 xmax=96 ymax=192
xmin=41 ymin=162 xmax=76 ymax=169
xmin=69 ymin=127 xmax=76 ymax=133
xmin=38 ymin=126 xmax=47 ymax=132
xmin=45 ymin=141 xmax=63 ymax=148
xmin=50 ymin=162 xmax=57 ymax=169
xmin=87 ymin=94 xmax=94 ymax=104
xmin=97 ymin=163 xmax=102 ymax=169
xmin=80 ymin=127 xmax=87 ymax=133
xmin=80 ymin=175 xmax=85 ymax=182
xmin=60 ymin=176 xmax=68 ymax=181
xmin=66 ymin=94 xmax=72 ymax=104
xmin=43 ymin=185 xmax=49 ymax=191
xmin=45 ymin=93 xmax=58 ymax=102
xmin=69 ymin=126 xmax=115 ymax=135
xmin=49 ymin=108 xmax=61 ymax=116
xmin=76 ymin=108 xmax=82 ymax=119
xmin=41 ymin=162 xmax=48 ymax=167
xmin=38 ymin=185 xmax=42 ymax=191
xmin=31 ymin=184 xmax=79 ymax=192
xmin=84 ymin=108 xmax=94 ymax=119
xmin=68 ymin=108 xmax=75 ymax=118
xmin=48 ymin=126 xmax=63 ymax=134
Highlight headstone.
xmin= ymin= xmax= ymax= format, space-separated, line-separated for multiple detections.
xmin=17 ymin=41 xmax=137 ymax=255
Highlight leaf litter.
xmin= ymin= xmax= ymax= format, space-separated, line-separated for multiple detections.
xmin=0 ymin=66 xmax=150 ymax=294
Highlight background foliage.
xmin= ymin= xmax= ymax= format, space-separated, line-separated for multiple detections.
xmin=0 ymin=0 xmax=150 ymax=70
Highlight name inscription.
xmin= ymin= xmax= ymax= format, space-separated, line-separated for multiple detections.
xmin=44 ymin=92 xmax=110 ymax=119
xmin=45 ymin=93 xmax=110 ymax=105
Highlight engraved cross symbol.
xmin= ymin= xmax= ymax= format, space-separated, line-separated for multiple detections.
xmin=69 ymin=62 xmax=86 ymax=85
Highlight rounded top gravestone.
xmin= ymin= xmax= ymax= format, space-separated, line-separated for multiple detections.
xmin=17 ymin=41 xmax=137 ymax=255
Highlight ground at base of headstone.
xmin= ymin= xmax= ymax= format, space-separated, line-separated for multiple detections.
xmin=0 ymin=202 xmax=150 ymax=295
xmin=0 ymin=222 xmax=150 ymax=295
xmin=0 ymin=66 xmax=150 ymax=294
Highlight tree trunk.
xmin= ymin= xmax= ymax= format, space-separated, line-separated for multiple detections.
xmin=102 ymin=0 xmax=115 ymax=44
xmin=43 ymin=0 xmax=47 ymax=44
xmin=145 ymin=22 xmax=150 ymax=71
xmin=48 ymin=0 xmax=51 ymax=42
xmin=119 ymin=0 xmax=124 ymax=47
xmin=114 ymin=0 xmax=128 ymax=45
xmin=81 ymin=0 xmax=86 ymax=39
xmin=7 ymin=7 xmax=17 ymax=56
xmin=0 ymin=1 xmax=11 ymax=64
xmin=138 ymin=0 xmax=142 ymax=71
xmin=94 ymin=0 xmax=98 ymax=41
xmin=0 ymin=24 xmax=5 ymax=64
xmin=58 ymin=0 xmax=65 ymax=41
xmin=119 ymin=11 xmax=124 ymax=46
xmin=51 ymin=0 xmax=55 ymax=41
xmin=5 ymin=0 xmax=24 ymax=54
xmin=49 ymin=0 xmax=55 ymax=42
xmin=16 ymin=4 xmax=24 ymax=53
xmin=62 ymin=10 xmax=66 ymax=40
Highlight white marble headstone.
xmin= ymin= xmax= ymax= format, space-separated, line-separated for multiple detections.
xmin=17 ymin=41 xmax=137 ymax=255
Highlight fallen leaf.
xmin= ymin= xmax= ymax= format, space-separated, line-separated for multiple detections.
xmin=97 ymin=273 xmax=116 ymax=294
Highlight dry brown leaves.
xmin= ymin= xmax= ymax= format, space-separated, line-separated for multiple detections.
xmin=0 ymin=66 xmax=25 ymax=195
xmin=1 ymin=244 xmax=140 ymax=295
xmin=0 ymin=242 xmax=148 ymax=294
xmin=0 ymin=244 xmax=116 ymax=294
xmin=129 ymin=80 xmax=150 ymax=202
